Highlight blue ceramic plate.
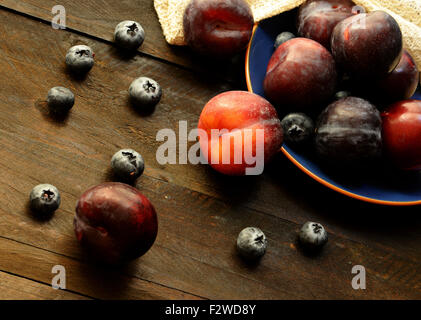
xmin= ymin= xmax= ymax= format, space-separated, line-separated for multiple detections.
xmin=246 ymin=12 xmax=421 ymax=205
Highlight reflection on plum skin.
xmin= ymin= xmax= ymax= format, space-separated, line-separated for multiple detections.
xmin=297 ymin=0 xmax=355 ymax=50
xmin=183 ymin=0 xmax=254 ymax=58
xmin=382 ymin=100 xmax=421 ymax=171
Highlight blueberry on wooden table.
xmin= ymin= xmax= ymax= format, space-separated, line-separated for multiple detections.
xmin=47 ymin=87 xmax=75 ymax=113
xmin=114 ymin=20 xmax=145 ymax=50
xmin=129 ymin=77 xmax=162 ymax=108
xmin=111 ymin=149 xmax=145 ymax=181
xmin=29 ymin=184 xmax=61 ymax=216
xmin=65 ymin=45 xmax=95 ymax=74
xmin=299 ymin=222 xmax=328 ymax=249
xmin=236 ymin=227 xmax=267 ymax=260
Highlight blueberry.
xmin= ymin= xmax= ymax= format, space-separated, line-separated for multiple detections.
xmin=111 ymin=149 xmax=145 ymax=181
xmin=236 ymin=227 xmax=267 ymax=260
xmin=299 ymin=222 xmax=328 ymax=249
xmin=47 ymin=87 xmax=75 ymax=113
xmin=274 ymin=32 xmax=295 ymax=49
xmin=65 ymin=45 xmax=94 ymax=73
xmin=29 ymin=184 xmax=61 ymax=216
xmin=114 ymin=21 xmax=145 ymax=50
xmin=129 ymin=77 xmax=162 ymax=108
xmin=281 ymin=113 xmax=314 ymax=147
xmin=335 ymin=91 xmax=351 ymax=100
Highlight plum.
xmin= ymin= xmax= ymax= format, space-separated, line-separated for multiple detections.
xmin=371 ymin=50 xmax=419 ymax=103
xmin=315 ymin=97 xmax=382 ymax=165
xmin=74 ymin=182 xmax=158 ymax=265
xmin=297 ymin=0 xmax=356 ymax=49
xmin=198 ymin=91 xmax=283 ymax=176
xmin=183 ymin=0 xmax=254 ymax=58
xmin=263 ymin=38 xmax=337 ymax=112
xmin=331 ymin=11 xmax=403 ymax=78
xmin=382 ymin=100 xmax=421 ymax=170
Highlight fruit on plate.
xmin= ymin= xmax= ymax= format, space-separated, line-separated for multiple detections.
xmin=297 ymin=0 xmax=356 ymax=49
xmin=331 ymin=11 xmax=403 ymax=78
xmin=371 ymin=50 xmax=419 ymax=103
xmin=198 ymin=91 xmax=283 ymax=176
xmin=281 ymin=113 xmax=315 ymax=148
xmin=274 ymin=32 xmax=295 ymax=49
xmin=382 ymin=100 xmax=421 ymax=170
xmin=74 ymin=182 xmax=158 ymax=264
xmin=183 ymin=0 xmax=254 ymax=58
xmin=264 ymin=38 xmax=337 ymax=111
xmin=315 ymin=97 xmax=382 ymax=165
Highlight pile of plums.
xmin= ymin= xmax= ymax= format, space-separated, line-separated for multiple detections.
xmin=264 ymin=0 xmax=420 ymax=170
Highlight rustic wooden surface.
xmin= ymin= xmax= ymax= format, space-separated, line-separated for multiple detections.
xmin=0 ymin=0 xmax=419 ymax=300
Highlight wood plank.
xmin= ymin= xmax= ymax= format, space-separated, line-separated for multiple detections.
xmin=0 ymin=270 xmax=88 ymax=299
xmin=0 ymin=8 xmax=418 ymax=299
xmin=0 ymin=0 xmax=189 ymax=65
xmin=0 ymin=237 xmax=201 ymax=300
xmin=0 ymin=174 xmax=420 ymax=299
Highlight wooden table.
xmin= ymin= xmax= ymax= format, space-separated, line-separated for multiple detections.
xmin=0 ymin=0 xmax=419 ymax=300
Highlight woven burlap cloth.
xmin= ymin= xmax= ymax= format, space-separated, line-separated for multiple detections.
xmin=154 ymin=0 xmax=421 ymax=70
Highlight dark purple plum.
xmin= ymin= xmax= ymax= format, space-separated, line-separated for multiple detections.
xmin=183 ymin=0 xmax=254 ymax=58
xmin=315 ymin=97 xmax=382 ymax=165
xmin=74 ymin=182 xmax=158 ymax=265
xmin=372 ymin=50 xmax=419 ymax=103
xmin=298 ymin=0 xmax=356 ymax=49
xmin=264 ymin=38 xmax=337 ymax=112
xmin=331 ymin=11 xmax=403 ymax=78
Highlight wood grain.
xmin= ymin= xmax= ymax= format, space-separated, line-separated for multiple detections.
xmin=0 ymin=3 xmax=418 ymax=299
xmin=0 ymin=270 xmax=88 ymax=300
xmin=0 ymin=0 xmax=190 ymax=66
xmin=0 ymin=237 xmax=201 ymax=300
xmin=0 ymin=0 xmax=247 ymax=84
